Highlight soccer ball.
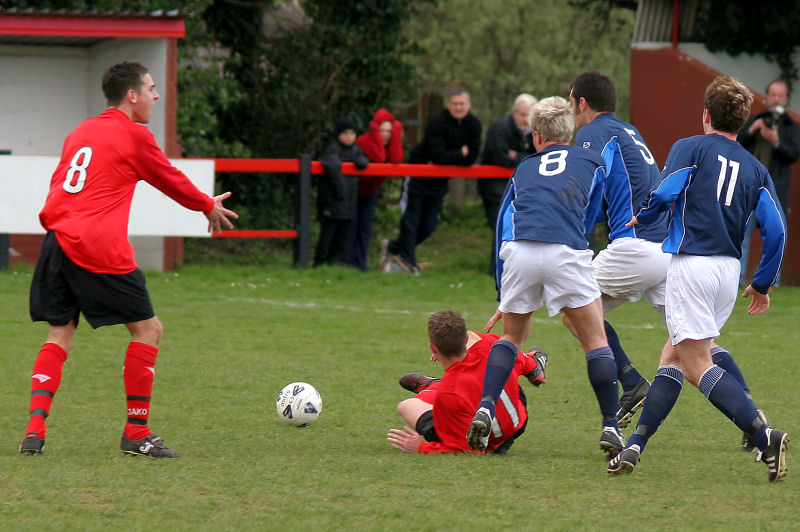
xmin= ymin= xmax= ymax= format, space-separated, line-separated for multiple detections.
xmin=276 ymin=382 xmax=323 ymax=427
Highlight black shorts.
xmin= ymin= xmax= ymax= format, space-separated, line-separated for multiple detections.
xmin=415 ymin=409 xmax=441 ymax=443
xmin=29 ymin=232 xmax=155 ymax=328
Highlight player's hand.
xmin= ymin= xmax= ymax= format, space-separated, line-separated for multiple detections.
xmin=749 ymin=118 xmax=765 ymax=134
xmin=759 ymin=124 xmax=779 ymax=146
xmin=742 ymin=285 xmax=770 ymax=315
xmin=484 ymin=308 xmax=502 ymax=332
xmin=461 ymin=145 xmax=469 ymax=157
xmin=508 ymin=149 xmax=518 ymax=161
xmin=387 ymin=426 xmax=422 ymax=453
xmin=206 ymin=191 xmax=239 ymax=233
xmin=625 ymin=216 xmax=639 ymax=227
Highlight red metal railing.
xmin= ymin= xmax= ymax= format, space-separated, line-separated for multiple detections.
xmin=211 ymin=156 xmax=513 ymax=266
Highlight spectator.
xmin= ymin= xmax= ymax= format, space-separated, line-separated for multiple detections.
xmin=314 ymin=117 xmax=369 ymax=267
xmin=344 ymin=109 xmax=403 ymax=271
xmin=737 ymin=79 xmax=800 ymax=286
xmin=480 ymin=93 xmax=536 ymax=275
xmin=386 ymin=309 xmax=546 ymax=454
xmin=382 ymin=86 xmax=482 ymax=273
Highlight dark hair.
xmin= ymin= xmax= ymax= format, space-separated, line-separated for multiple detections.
xmin=427 ymin=309 xmax=467 ymax=358
xmin=102 ymin=61 xmax=148 ymax=106
xmin=570 ymin=71 xmax=617 ymax=112
xmin=447 ymin=85 xmax=470 ymax=100
xmin=704 ymin=76 xmax=753 ymax=134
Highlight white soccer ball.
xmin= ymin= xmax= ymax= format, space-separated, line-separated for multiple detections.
xmin=276 ymin=382 xmax=323 ymax=427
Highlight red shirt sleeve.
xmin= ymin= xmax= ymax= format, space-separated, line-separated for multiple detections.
xmin=514 ymin=351 xmax=537 ymax=376
xmin=135 ymin=128 xmax=214 ymax=215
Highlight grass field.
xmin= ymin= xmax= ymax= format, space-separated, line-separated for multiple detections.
xmin=2 ymin=232 xmax=799 ymax=529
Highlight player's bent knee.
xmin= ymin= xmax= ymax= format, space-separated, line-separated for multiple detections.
xmin=397 ymin=398 xmax=431 ymax=427
xmin=127 ymin=316 xmax=163 ymax=347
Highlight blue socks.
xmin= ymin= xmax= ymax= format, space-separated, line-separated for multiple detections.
xmin=627 ymin=365 xmax=684 ymax=452
xmin=585 ymin=346 xmax=619 ymax=429
xmin=605 ymin=320 xmax=644 ymax=392
xmin=699 ymin=365 xmax=768 ymax=450
xmin=710 ymin=345 xmax=758 ymax=407
xmin=478 ymin=340 xmax=518 ymax=418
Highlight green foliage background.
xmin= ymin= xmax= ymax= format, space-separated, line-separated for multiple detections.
xmin=694 ymin=0 xmax=800 ymax=88
xmin=405 ymin=0 xmax=635 ymax=126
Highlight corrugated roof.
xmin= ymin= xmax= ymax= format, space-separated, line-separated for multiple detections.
xmin=633 ymin=0 xmax=700 ymax=44
xmin=0 ymin=7 xmax=184 ymax=44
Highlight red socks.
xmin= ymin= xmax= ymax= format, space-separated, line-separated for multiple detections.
xmin=26 ymin=343 xmax=68 ymax=438
xmin=123 ymin=342 xmax=159 ymax=441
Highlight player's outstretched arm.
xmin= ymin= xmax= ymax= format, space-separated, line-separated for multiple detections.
xmin=741 ymin=285 xmax=770 ymax=315
xmin=206 ymin=191 xmax=239 ymax=233
xmin=387 ymin=426 xmax=422 ymax=453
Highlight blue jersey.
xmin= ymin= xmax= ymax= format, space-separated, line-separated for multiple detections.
xmin=576 ymin=113 xmax=668 ymax=243
xmin=495 ymin=144 xmax=605 ymax=292
xmin=636 ymin=133 xmax=785 ymax=292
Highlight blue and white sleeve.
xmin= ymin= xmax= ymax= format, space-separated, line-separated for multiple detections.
xmin=635 ymin=166 xmax=693 ymax=224
xmin=751 ymin=187 xmax=786 ymax=293
xmin=583 ymin=166 xmax=605 ymax=237
xmin=494 ymin=179 xmax=516 ymax=301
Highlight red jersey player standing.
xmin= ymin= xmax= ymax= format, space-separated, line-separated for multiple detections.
xmin=20 ymin=61 xmax=238 ymax=458
xmin=387 ymin=309 xmax=547 ymax=454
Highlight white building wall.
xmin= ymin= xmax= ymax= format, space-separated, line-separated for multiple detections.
xmin=0 ymin=39 xmax=169 ymax=156
xmin=1 ymin=37 xmax=175 ymax=271
xmin=0 ymin=45 xmax=90 ymax=155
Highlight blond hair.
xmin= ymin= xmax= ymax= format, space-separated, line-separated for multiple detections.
xmin=528 ymin=96 xmax=574 ymax=143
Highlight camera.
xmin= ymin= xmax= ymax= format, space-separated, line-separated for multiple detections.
xmin=763 ymin=105 xmax=785 ymax=127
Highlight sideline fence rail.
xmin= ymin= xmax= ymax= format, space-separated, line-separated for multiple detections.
xmin=212 ymin=155 xmax=513 ymax=268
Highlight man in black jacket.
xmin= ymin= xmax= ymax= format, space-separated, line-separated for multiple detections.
xmin=737 ymin=79 xmax=800 ymax=285
xmin=383 ymin=86 xmax=482 ymax=272
xmin=479 ymin=93 xmax=536 ymax=275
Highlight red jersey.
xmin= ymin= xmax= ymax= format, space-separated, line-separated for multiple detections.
xmin=39 ymin=108 xmax=214 ymax=274
xmin=418 ymin=332 xmax=536 ymax=454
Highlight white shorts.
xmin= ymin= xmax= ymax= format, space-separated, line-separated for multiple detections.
xmin=593 ymin=237 xmax=669 ymax=313
xmin=665 ymin=254 xmax=740 ymax=345
xmin=498 ymin=240 xmax=600 ymax=317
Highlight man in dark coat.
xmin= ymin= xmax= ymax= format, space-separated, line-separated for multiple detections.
xmin=384 ymin=86 xmax=482 ymax=272
xmin=737 ymin=79 xmax=800 ymax=285
xmin=314 ymin=117 xmax=369 ymax=266
xmin=479 ymin=94 xmax=536 ymax=275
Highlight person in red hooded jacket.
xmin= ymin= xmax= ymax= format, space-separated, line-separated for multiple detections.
xmin=344 ymin=109 xmax=404 ymax=271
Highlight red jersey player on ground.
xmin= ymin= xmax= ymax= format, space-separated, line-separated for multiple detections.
xmin=20 ymin=61 xmax=238 ymax=458
xmin=387 ymin=309 xmax=547 ymax=454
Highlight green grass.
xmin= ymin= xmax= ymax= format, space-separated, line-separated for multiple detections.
xmin=2 ymin=227 xmax=799 ymax=529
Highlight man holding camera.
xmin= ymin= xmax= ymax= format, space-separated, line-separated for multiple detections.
xmin=737 ymin=79 xmax=800 ymax=286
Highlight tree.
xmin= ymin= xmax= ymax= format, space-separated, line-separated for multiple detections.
xmin=186 ymin=0 xmax=428 ymax=229
xmin=694 ymin=0 xmax=800 ymax=88
xmin=403 ymin=0 xmax=636 ymax=126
